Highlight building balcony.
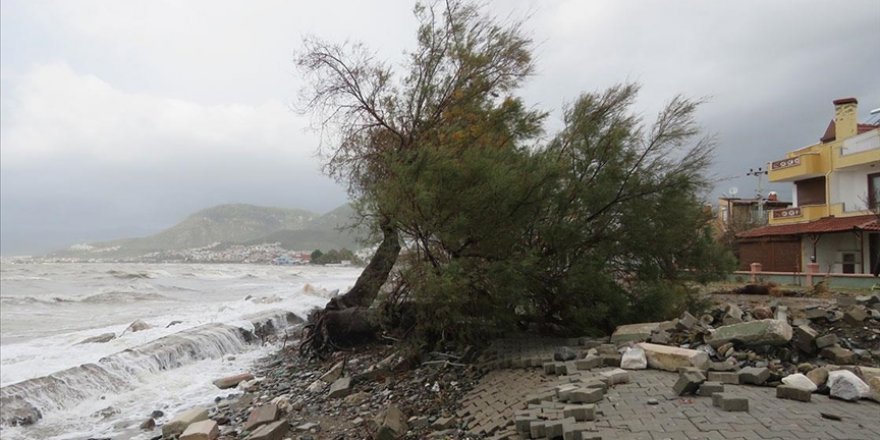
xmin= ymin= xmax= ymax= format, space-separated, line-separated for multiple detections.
xmin=769 ymin=204 xmax=828 ymax=225
xmin=768 ymin=153 xmax=825 ymax=182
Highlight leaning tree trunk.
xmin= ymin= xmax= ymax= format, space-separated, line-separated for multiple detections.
xmin=300 ymin=219 xmax=401 ymax=358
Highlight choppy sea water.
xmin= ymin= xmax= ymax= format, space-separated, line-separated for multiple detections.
xmin=0 ymin=262 xmax=362 ymax=440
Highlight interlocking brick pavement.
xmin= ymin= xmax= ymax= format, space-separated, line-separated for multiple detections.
xmin=462 ymin=367 xmax=880 ymax=440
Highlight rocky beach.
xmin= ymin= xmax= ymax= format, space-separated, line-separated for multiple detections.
xmin=60 ymin=285 xmax=879 ymax=440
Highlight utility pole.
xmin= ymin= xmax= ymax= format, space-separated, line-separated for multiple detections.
xmin=747 ymin=167 xmax=769 ymax=222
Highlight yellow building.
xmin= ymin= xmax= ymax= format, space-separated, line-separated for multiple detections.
xmin=738 ymin=98 xmax=880 ymax=274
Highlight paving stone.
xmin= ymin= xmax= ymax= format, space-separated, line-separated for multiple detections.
xmin=776 ymin=385 xmax=812 ymax=402
xmin=697 ymin=381 xmax=724 ymax=397
xmin=600 ymin=353 xmax=621 ymax=367
xmin=544 ymin=362 xmax=558 ymax=375
xmin=529 ymin=420 xmax=546 ymax=438
xmin=711 ymin=393 xmax=749 ymax=412
xmin=844 ymin=306 xmax=868 ymax=325
xmin=563 ymin=404 xmax=596 ymax=421
xmin=600 ymin=368 xmax=629 ymax=385
xmin=575 ymin=355 xmax=602 ymax=371
xmin=738 ymin=367 xmax=770 ymax=385
xmin=707 ymin=371 xmax=740 ymax=384
xmin=673 ymin=369 xmax=706 ymax=395
xmin=569 ymin=387 xmax=604 ymax=404
xmin=780 ymin=373 xmax=817 ymax=392
xmin=556 ymin=384 xmax=580 ymax=402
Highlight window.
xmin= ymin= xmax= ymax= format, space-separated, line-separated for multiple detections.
xmin=841 ymin=253 xmax=856 ymax=274
xmin=868 ymin=173 xmax=880 ymax=210
xmin=795 ymin=176 xmax=826 ymax=206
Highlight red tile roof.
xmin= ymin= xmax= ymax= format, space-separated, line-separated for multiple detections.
xmin=820 ymin=120 xmax=880 ymax=143
xmin=737 ymin=214 xmax=880 ymax=238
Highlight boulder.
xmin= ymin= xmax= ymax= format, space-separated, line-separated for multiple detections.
xmin=636 ymin=343 xmax=709 ymax=371
xmin=620 ymin=346 xmax=647 ymax=370
xmin=706 ymin=319 xmax=792 ymax=347
xmin=162 ymin=406 xmax=209 ymax=437
xmin=806 ymin=367 xmax=829 ymax=387
xmin=180 ymin=419 xmax=219 ymax=440
xmin=780 ymin=373 xmax=817 ymax=392
xmin=77 ymin=332 xmax=116 ymax=344
xmin=371 ymin=405 xmax=408 ymax=440
xmin=213 ymin=373 xmax=254 ymax=389
xmin=246 ymin=420 xmax=289 ymax=440
xmin=243 ymin=404 xmax=280 ymax=432
xmin=125 ymin=319 xmax=152 ymax=333
xmin=610 ymin=322 xmax=671 ymax=344
xmin=827 ymin=370 xmax=870 ymax=401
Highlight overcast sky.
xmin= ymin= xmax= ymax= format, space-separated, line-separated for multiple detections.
xmin=1 ymin=0 xmax=878 ymax=255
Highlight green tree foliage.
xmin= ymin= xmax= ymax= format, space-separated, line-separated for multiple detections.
xmin=297 ymin=1 xmax=734 ymax=349
xmin=311 ymin=248 xmax=360 ymax=265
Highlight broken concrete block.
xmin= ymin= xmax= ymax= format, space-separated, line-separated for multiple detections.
xmin=543 ymin=362 xmax=557 ymax=375
xmin=711 ymin=393 xmax=749 ymax=412
xmin=610 ymin=321 xmax=671 ymax=344
xmin=677 ymin=311 xmax=700 ymax=330
xmin=180 ymin=420 xmax=219 ymax=440
xmin=636 ymin=342 xmax=710 ymax=371
xmin=162 ymin=407 xmax=209 ymax=437
xmin=803 ymin=307 xmax=826 ymax=320
xmin=707 ymin=371 xmax=739 ymax=384
xmin=722 ymin=303 xmax=744 ymax=325
xmin=212 ymin=372 xmax=254 ymax=389
xmin=791 ymin=324 xmax=818 ymax=354
xmin=246 ymin=420 xmax=288 ymax=440
xmin=673 ymin=369 xmax=706 ymax=395
xmin=600 ymin=353 xmax=621 ymax=367
xmin=555 ymin=346 xmax=578 ymax=361
xmin=556 ymin=384 xmax=580 ymax=402
xmin=319 ymin=360 xmax=345 ymax=383
xmin=372 ymin=405 xmax=408 ymax=440
xmin=697 ymin=381 xmax=724 ymax=397
xmin=706 ymin=319 xmax=792 ymax=347
xmin=529 ymin=420 xmax=546 ymax=439
xmin=827 ymin=370 xmax=870 ymax=401
xmin=620 ymin=346 xmax=647 ymax=370
xmin=738 ymin=367 xmax=770 ymax=385
xmin=777 ymin=385 xmax=811 ymax=402
xmin=242 ymin=404 xmax=280 ymax=432
xmin=821 ymin=346 xmax=855 ymax=364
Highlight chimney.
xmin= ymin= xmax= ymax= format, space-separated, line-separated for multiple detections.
xmin=832 ymin=97 xmax=858 ymax=140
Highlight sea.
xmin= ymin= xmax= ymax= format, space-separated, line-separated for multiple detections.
xmin=0 ymin=262 xmax=363 ymax=440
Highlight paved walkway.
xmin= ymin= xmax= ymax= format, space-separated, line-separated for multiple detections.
xmin=461 ymin=367 xmax=880 ymax=440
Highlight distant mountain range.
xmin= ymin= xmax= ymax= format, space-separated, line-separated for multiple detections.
xmin=50 ymin=203 xmax=367 ymax=259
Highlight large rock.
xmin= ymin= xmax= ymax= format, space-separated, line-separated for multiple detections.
xmin=320 ymin=360 xmax=345 ymax=383
xmin=125 ymin=319 xmax=152 ymax=333
xmin=243 ymin=404 xmax=280 ymax=432
xmin=610 ymin=322 xmax=671 ymax=344
xmin=328 ymin=377 xmax=353 ymax=399
xmin=636 ymin=343 xmax=709 ymax=371
xmin=371 ymin=405 xmax=408 ymax=440
xmin=827 ymin=370 xmax=870 ymax=401
xmin=620 ymin=346 xmax=647 ymax=370
xmin=791 ymin=325 xmax=817 ymax=354
xmin=706 ymin=319 xmax=792 ymax=347
xmin=213 ymin=372 xmax=254 ymax=389
xmin=180 ymin=419 xmax=219 ymax=440
xmin=77 ymin=332 xmax=116 ymax=344
xmin=781 ymin=373 xmax=817 ymax=392
xmin=820 ymin=346 xmax=855 ymax=364
xmin=246 ymin=420 xmax=288 ymax=440
xmin=162 ymin=406 xmax=209 ymax=437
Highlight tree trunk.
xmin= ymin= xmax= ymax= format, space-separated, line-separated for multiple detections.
xmin=301 ymin=219 xmax=401 ymax=356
